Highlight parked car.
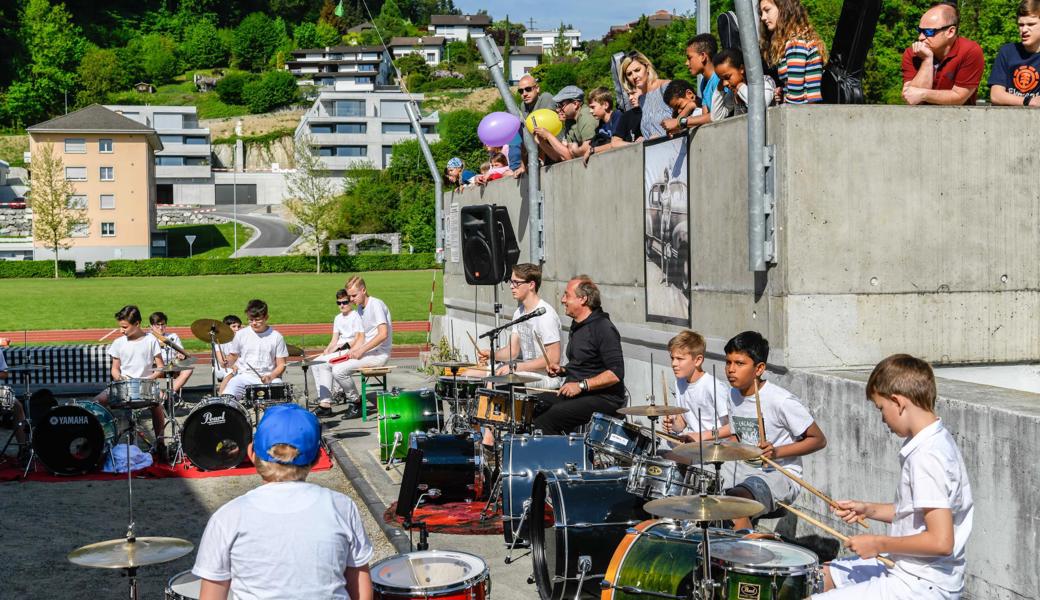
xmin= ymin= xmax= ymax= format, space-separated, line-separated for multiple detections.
xmin=0 ymin=197 xmax=27 ymax=209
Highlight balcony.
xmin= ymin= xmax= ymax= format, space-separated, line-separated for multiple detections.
xmin=156 ymin=165 xmax=211 ymax=179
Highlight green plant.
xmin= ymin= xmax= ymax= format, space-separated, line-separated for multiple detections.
xmin=420 ymin=336 xmax=463 ymax=375
xmin=242 ymin=69 xmax=300 ymax=113
xmin=82 ymin=254 xmax=438 ymax=277
xmin=215 ymin=72 xmax=256 ymax=105
xmin=0 ymin=260 xmax=76 ymax=278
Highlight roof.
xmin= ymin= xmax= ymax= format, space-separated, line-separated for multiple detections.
xmin=291 ymin=45 xmax=387 ymax=55
xmin=348 ymin=21 xmax=373 ymax=33
xmin=503 ymin=46 xmax=543 ymax=56
xmin=28 ymin=104 xmax=163 ymax=151
xmin=429 ymin=14 xmax=492 ymax=26
xmin=523 ymin=29 xmax=581 ymax=36
xmin=389 ymin=36 xmax=446 ymax=47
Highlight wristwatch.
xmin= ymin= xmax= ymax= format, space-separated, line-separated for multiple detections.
xmin=579 ymin=379 xmax=589 ymax=392
xmin=1024 ymin=94 xmax=1035 ymax=106
xmin=679 ymin=116 xmax=688 ymax=128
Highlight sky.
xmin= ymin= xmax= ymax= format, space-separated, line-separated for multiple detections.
xmin=448 ymin=1 xmax=696 ymax=40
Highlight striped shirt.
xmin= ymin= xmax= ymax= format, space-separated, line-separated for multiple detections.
xmin=777 ymin=38 xmax=824 ymax=104
xmin=639 ymin=85 xmax=672 ymax=139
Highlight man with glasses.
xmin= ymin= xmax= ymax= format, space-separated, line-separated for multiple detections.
xmin=532 ymin=85 xmax=598 ymax=162
xmin=327 ymin=276 xmax=392 ymax=418
xmin=901 ymin=3 xmax=984 ymax=105
xmin=221 ymin=299 xmax=289 ymax=401
xmin=518 ymin=75 xmax=555 ymax=118
xmin=311 ymin=289 xmax=364 ymax=417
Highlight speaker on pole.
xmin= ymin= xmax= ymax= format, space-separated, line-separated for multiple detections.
xmin=460 ymin=204 xmax=521 ymax=285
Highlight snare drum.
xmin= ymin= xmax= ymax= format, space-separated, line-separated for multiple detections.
xmin=712 ymin=539 xmax=822 ymax=600
xmin=182 ymin=395 xmax=253 ymax=471
xmin=626 ymin=454 xmax=697 ymax=499
xmin=244 ymin=383 xmax=294 ymax=408
xmin=108 ymin=378 xmax=162 ymax=409
xmin=372 ymin=550 xmax=490 ymax=600
xmin=471 ymin=388 xmax=534 ymax=429
xmin=585 ymin=413 xmax=651 ymax=464
xmin=435 ymin=376 xmax=483 ymax=401
xmin=33 ymin=401 xmax=117 ymax=475
xmin=166 ymin=570 xmax=200 ymax=599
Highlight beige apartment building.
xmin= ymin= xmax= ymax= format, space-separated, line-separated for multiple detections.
xmin=27 ymin=104 xmax=163 ymax=267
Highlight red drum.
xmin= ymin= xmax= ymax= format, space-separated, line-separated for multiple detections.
xmin=372 ymin=550 xmax=490 ymax=600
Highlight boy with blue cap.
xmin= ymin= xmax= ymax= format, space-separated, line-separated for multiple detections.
xmin=193 ymin=404 xmax=374 ymax=600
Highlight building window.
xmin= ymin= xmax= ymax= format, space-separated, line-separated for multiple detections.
xmin=71 ymin=223 xmax=89 ymax=238
xmin=65 ymin=166 xmax=87 ymax=181
xmin=184 ymin=157 xmax=209 ymax=166
xmin=100 ymin=166 xmax=114 ymax=181
xmin=359 ymin=64 xmax=375 ymax=72
xmin=184 ymin=136 xmax=208 ymax=145
xmin=334 ymin=100 xmax=365 ymax=117
xmin=337 ymin=123 xmax=366 ymax=134
xmin=320 ymin=78 xmax=334 ymax=86
xmin=153 ymin=113 xmax=183 ymax=129
xmin=426 ymin=52 xmax=436 ymax=62
xmin=64 ymin=138 xmax=86 ymax=153
xmin=101 ymin=222 xmax=116 ymax=237
xmin=382 ymin=145 xmax=394 ymax=167
xmin=317 ymin=146 xmax=367 ymax=157
xmin=160 ymin=135 xmax=182 ymax=145
xmin=99 ymin=138 xmax=113 ymax=153
xmin=310 ymin=124 xmax=333 ymax=134
xmin=100 ymin=194 xmax=115 ymax=209
xmin=380 ymin=101 xmax=409 ymax=119
xmin=382 ymin=123 xmax=412 ymax=134
xmin=156 ymin=156 xmax=183 ymax=166
xmin=355 ymin=76 xmax=374 ymax=84
xmin=67 ymin=195 xmax=87 ymax=209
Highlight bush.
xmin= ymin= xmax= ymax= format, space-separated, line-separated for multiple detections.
xmin=242 ymin=70 xmax=300 ymax=113
xmin=82 ymin=254 xmax=438 ymax=277
xmin=129 ymin=34 xmax=181 ymax=85
xmin=233 ymin=12 xmax=281 ymax=71
xmin=215 ymin=72 xmax=257 ymax=105
xmin=0 ymin=260 xmax=76 ymax=278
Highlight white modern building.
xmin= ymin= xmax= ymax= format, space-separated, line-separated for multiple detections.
xmin=504 ymin=47 xmax=542 ymax=83
xmin=389 ymin=36 xmax=446 ymax=65
xmin=427 ymin=14 xmax=491 ymax=42
xmin=522 ymin=28 xmax=582 ymax=53
xmin=285 ymin=45 xmax=394 ymax=91
xmin=105 ymin=105 xmax=213 ymax=205
xmin=295 ymin=88 xmax=440 ymax=172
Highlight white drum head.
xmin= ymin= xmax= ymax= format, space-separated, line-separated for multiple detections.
xmin=168 ymin=570 xmax=201 ymax=599
xmin=372 ymin=550 xmax=487 ymax=592
xmin=712 ymin=539 xmax=818 ymax=573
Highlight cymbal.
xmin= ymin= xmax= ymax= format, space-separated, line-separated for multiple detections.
xmin=151 ymin=358 xmax=196 ymax=374
xmin=68 ymin=536 xmax=194 ymax=569
xmin=190 ymin=318 xmax=234 ymax=344
xmin=286 ymin=344 xmax=304 ymax=357
xmin=432 ymin=361 xmax=476 ymax=369
xmin=4 ymin=363 xmax=47 ymax=372
xmin=643 ymin=494 xmax=764 ymax=522
xmin=665 ymin=440 xmax=763 ymax=465
xmin=485 ymin=373 xmax=539 ymax=385
xmin=300 ymin=359 xmax=327 ymax=367
xmin=618 ymin=405 xmax=686 ymax=417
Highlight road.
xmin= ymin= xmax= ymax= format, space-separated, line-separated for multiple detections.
xmin=212 ymin=207 xmax=300 ymax=256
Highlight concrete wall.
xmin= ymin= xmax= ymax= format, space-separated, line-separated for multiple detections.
xmin=212 ymin=171 xmax=290 ymax=205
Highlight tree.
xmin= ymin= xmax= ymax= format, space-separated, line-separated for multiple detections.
xmin=29 ymin=143 xmax=88 ymax=279
xmin=285 ymin=138 xmax=339 ymax=273
xmin=180 ymin=20 xmax=228 ymax=69
xmin=233 ymin=12 xmax=280 ymax=71
xmin=215 ymin=72 xmax=257 ymax=104
xmin=242 ymin=70 xmax=299 ymax=113
xmin=293 ymin=22 xmax=320 ymax=49
xmin=129 ymin=34 xmax=180 ymax=84
xmin=76 ymin=48 xmax=122 ymax=106
xmin=315 ymin=21 xmax=343 ymax=46
xmin=552 ymin=22 xmax=571 ymax=57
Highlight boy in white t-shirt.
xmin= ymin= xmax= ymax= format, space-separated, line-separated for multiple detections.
xmin=815 ymin=354 xmax=974 ymax=600
xmin=662 ymin=330 xmax=731 ymax=443
xmin=193 ymin=403 xmax=374 ymax=600
xmin=221 ymin=299 xmax=289 ymax=401
xmin=149 ymin=311 xmax=194 ymax=397
xmin=312 ymin=288 xmax=364 ymax=413
xmin=721 ymin=330 xmax=827 ymax=530
xmin=325 ymin=276 xmax=392 ymax=418
xmin=213 ymin=315 xmax=242 ymax=382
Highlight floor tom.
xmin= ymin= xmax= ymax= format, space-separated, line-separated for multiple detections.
xmin=372 ymin=550 xmax=490 ymax=600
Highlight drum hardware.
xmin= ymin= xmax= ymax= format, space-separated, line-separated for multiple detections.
xmin=432 ymin=361 xmax=477 ymax=434
xmin=386 ymin=431 xmax=404 ymax=471
xmin=403 ymin=487 xmax=441 ymax=551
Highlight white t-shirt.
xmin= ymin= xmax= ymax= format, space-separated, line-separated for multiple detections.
xmin=229 ymin=327 xmax=288 ymax=376
xmin=193 ymin=481 xmax=374 ymax=600
xmin=727 ymin=380 xmax=815 ymax=477
xmin=890 ymin=419 xmax=973 ymax=593
xmin=511 ymin=299 xmax=561 ymax=364
xmin=333 ymin=311 xmax=364 ymax=348
xmin=674 ymin=373 xmax=730 ymax=433
xmin=108 ymin=334 xmax=162 ymax=379
xmin=357 ymin=297 xmax=392 ymax=357
xmin=157 ymin=332 xmax=185 ymax=364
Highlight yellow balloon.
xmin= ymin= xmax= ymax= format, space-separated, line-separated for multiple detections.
xmin=525 ymin=108 xmax=563 ymax=137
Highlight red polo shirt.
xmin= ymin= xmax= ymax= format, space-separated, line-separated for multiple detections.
xmin=901 ymin=36 xmax=984 ymax=104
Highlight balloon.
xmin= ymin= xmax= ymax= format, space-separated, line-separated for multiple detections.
xmin=525 ymin=108 xmax=563 ymax=137
xmin=477 ymin=111 xmax=522 ymax=147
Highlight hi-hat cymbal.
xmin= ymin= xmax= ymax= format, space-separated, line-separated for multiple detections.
xmin=432 ymin=361 xmax=477 ymax=369
xmin=618 ymin=405 xmax=687 ymax=417
xmin=643 ymin=494 xmax=764 ymax=522
xmin=190 ymin=319 xmax=234 ymax=344
xmin=4 ymin=363 xmax=47 ymax=372
xmin=300 ymin=359 xmax=327 ymax=368
xmin=152 ymin=358 xmax=196 ymax=374
xmin=485 ymin=373 xmax=539 ymax=385
xmin=68 ymin=536 xmax=194 ymax=569
xmin=286 ymin=344 xmax=304 ymax=357
xmin=665 ymin=440 xmax=763 ymax=465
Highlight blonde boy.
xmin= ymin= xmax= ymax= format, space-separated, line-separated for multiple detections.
xmin=662 ymin=330 xmax=731 ymax=442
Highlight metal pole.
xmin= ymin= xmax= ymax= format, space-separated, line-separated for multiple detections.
xmin=733 ymin=0 xmax=773 ymax=271
xmin=233 ymin=120 xmax=242 ymax=255
xmin=697 ymin=0 xmax=711 ymax=34
xmin=404 ymin=102 xmax=444 ymax=263
xmin=476 ymin=37 xmax=544 ymax=264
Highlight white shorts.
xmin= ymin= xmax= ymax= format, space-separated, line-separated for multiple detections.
xmin=814 ymin=557 xmax=955 ymax=600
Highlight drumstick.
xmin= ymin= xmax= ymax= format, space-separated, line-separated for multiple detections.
xmin=466 ymin=331 xmax=482 ymax=358
xmin=753 ymin=378 xmax=766 ymax=443
xmin=639 ymin=425 xmax=684 ymax=445
xmin=777 ymin=502 xmax=893 ymax=567
xmin=761 ymin=455 xmax=869 ymax=529
xmin=660 ymin=372 xmax=670 ymax=407
xmin=526 ymin=386 xmax=560 ymax=395
xmin=534 ymin=331 xmax=551 ymax=367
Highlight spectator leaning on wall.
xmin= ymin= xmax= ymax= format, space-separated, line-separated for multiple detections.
xmin=901 ymin=3 xmax=984 ymax=105
xmin=988 ymin=0 xmax=1040 ymax=106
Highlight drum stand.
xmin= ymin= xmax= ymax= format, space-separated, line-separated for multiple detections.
xmin=444 ymin=365 xmax=466 ymax=433
xmin=159 ymin=375 xmax=184 ymax=466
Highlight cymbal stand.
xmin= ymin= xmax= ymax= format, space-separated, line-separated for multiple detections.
xmin=159 ymin=372 xmax=183 ymax=466
xmin=119 ymin=411 xmax=141 ymax=600
xmin=208 ymin=327 xmax=221 ymax=396
xmin=299 ymin=360 xmax=314 ymax=410
xmin=19 ymin=334 xmax=41 ymax=477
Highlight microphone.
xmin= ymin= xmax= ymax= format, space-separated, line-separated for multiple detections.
xmin=505 ymin=306 xmax=546 ymax=328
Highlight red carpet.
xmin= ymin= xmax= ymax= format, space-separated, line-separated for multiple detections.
xmin=0 ymin=448 xmax=333 ymax=482
xmin=385 ymin=500 xmax=503 ymax=535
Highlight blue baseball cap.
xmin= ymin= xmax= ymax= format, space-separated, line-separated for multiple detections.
xmin=447 ymin=157 xmax=463 ymax=169
xmin=253 ymin=404 xmax=321 ymax=466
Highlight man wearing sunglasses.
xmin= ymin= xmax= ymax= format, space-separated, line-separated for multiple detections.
xmin=312 ymin=288 xmax=364 ymax=416
xmin=518 ymin=75 xmax=555 ymax=118
xmin=901 ymin=3 xmax=984 ymax=105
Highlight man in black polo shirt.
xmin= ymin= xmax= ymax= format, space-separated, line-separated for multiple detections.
xmin=536 ymin=276 xmax=625 ymax=434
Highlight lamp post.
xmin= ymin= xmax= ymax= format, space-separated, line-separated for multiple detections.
xmin=233 ymin=120 xmax=242 ymax=254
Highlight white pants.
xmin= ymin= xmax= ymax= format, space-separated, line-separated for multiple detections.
xmin=310 ymin=361 xmax=336 ymax=402
xmin=224 ymin=373 xmax=283 ymax=401
xmin=330 ymin=354 xmax=389 ymax=404
xmin=815 ymin=557 xmax=955 ymax=600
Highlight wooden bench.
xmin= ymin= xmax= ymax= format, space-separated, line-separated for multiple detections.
xmin=359 ymin=365 xmax=397 ymax=421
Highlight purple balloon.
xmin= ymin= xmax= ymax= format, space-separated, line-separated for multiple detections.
xmin=477 ymin=111 xmax=521 ymax=147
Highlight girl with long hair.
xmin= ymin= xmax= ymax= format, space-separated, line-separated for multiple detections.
xmin=760 ymin=0 xmax=828 ymax=103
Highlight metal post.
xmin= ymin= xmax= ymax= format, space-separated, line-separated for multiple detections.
xmin=404 ymin=102 xmax=445 ymax=263
xmin=697 ymin=0 xmax=711 ymax=34
xmin=476 ymin=37 xmax=544 ymax=264
xmin=233 ymin=120 xmax=242 ymax=255
xmin=733 ymin=0 xmax=775 ymax=271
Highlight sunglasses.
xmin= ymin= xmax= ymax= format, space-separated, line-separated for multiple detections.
xmin=337 ymin=300 xmax=351 ymax=305
xmin=518 ymin=86 xmax=537 ymax=93
xmin=917 ymin=24 xmax=955 ymax=37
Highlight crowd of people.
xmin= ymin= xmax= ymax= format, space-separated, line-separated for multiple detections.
xmin=443 ymin=0 xmax=1040 ymax=185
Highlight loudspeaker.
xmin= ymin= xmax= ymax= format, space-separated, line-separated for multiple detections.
xmin=461 ymin=204 xmax=520 ymax=285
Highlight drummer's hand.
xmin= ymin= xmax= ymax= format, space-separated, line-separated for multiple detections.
xmin=833 ymin=500 xmax=868 ymax=524
xmin=559 ymin=382 xmax=581 ymax=397
xmin=546 ymin=362 xmax=563 ymax=376
xmin=758 ymin=440 xmax=776 ymax=459
xmin=494 ymin=364 xmax=510 ymax=376
xmin=477 ymin=349 xmax=490 ymax=365
xmin=845 ymin=534 xmax=883 ymax=559
xmin=260 ymin=374 xmax=272 ymax=384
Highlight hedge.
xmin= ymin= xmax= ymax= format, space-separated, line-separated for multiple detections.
xmin=0 ymin=260 xmax=77 ymax=278
xmin=83 ymin=254 xmax=439 ymax=277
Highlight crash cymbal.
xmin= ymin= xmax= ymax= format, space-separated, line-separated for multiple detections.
xmin=151 ymin=358 xmax=196 ymax=374
xmin=617 ymin=405 xmax=687 ymax=417
xmin=4 ymin=363 xmax=47 ymax=372
xmin=286 ymin=344 xmax=305 ymax=357
xmin=643 ymin=494 xmax=764 ymax=522
xmin=68 ymin=536 xmax=194 ymax=569
xmin=300 ymin=358 xmax=327 ymax=367
xmin=665 ymin=440 xmax=763 ymax=465
xmin=432 ymin=361 xmax=477 ymax=369
xmin=190 ymin=318 xmax=234 ymax=344
xmin=485 ymin=373 xmax=540 ymax=385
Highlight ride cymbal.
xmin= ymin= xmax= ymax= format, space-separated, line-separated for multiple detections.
xmin=617 ymin=405 xmax=687 ymax=417
xmin=665 ymin=440 xmax=764 ymax=465
xmin=190 ymin=319 xmax=234 ymax=344
xmin=643 ymin=495 xmax=764 ymax=522
xmin=68 ymin=536 xmax=194 ymax=569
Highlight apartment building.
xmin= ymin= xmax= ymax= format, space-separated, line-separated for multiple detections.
xmin=522 ymin=28 xmax=582 ymax=54
xmin=504 ymin=47 xmax=542 ymax=83
xmin=389 ymin=36 xmax=446 ymax=65
xmin=427 ymin=14 xmax=491 ymax=42
xmin=27 ymin=104 xmax=163 ymax=267
xmin=295 ymin=88 xmax=440 ymax=172
xmin=106 ymin=105 xmax=214 ymax=205
xmin=285 ymin=45 xmax=394 ymax=91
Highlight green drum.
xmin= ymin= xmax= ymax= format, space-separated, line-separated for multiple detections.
xmin=712 ymin=539 xmax=821 ymax=600
xmin=602 ymin=519 xmax=740 ymax=600
xmin=378 ymin=389 xmax=439 ymax=463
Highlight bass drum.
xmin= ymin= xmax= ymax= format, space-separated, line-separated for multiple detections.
xmin=182 ymin=395 xmax=253 ymax=471
xmin=409 ymin=432 xmax=482 ymax=502
xmin=530 ymin=469 xmax=649 ymax=600
xmin=601 ymin=519 xmax=742 ymax=600
xmin=34 ymin=401 xmax=117 ymax=475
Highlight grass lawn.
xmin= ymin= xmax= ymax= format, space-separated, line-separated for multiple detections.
xmin=161 ymin=222 xmax=254 ymax=258
xmin=0 ymin=270 xmax=443 ymax=347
